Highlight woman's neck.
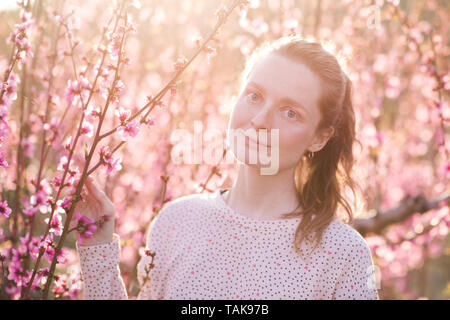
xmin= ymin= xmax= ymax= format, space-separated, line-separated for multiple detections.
xmin=224 ymin=164 xmax=302 ymax=220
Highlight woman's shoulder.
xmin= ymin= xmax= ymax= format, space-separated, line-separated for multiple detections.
xmin=152 ymin=190 xmax=217 ymax=223
xmin=163 ymin=190 xmax=216 ymax=210
xmin=321 ymin=218 xmax=372 ymax=255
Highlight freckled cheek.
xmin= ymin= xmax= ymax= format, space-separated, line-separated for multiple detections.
xmin=278 ymin=128 xmax=310 ymax=152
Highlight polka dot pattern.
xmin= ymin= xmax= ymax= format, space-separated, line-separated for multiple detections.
xmin=77 ymin=189 xmax=379 ymax=300
xmin=76 ymin=234 xmax=127 ymax=300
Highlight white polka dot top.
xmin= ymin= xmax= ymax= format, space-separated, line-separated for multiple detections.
xmin=76 ymin=188 xmax=380 ymax=300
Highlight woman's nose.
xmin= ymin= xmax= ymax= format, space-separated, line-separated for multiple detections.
xmin=250 ymin=103 xmax=272 ymax=129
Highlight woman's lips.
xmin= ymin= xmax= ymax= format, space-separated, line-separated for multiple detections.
xmin=245 ymin=136 xmax=270 ymax=148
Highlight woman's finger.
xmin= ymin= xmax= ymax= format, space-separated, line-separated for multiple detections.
xmin=85 ymin=177 xmax=108 ymax=205
xmin=75 ymin=193 xmax=100 ymax=217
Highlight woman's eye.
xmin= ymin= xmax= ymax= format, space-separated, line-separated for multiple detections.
xmin=246 ymin=92 xmax=261 ymax=103
xmin=282 ymin=108 xmax=300 ymax=120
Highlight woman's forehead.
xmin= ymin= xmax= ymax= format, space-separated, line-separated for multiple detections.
xmin=246 ymin=53 xmax=322 ymax=112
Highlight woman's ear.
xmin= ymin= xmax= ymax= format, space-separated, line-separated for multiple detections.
xmin=308 ymin=126 xmax=335 ymax=153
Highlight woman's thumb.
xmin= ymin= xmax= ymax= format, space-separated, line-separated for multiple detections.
xmin=86 ymin=177 xmax=106 ymax=203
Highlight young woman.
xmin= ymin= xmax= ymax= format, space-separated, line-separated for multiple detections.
xmin=75 ymin=36 xmax=380 ymax=300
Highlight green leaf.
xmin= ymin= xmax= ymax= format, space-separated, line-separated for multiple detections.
xmin=84 ymin=144 xmax=89 ymax=160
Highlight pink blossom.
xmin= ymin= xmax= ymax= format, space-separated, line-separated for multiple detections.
xmin=143 ymin=117 xmax=155 ymax=129
xmin=16 ymin=236 xmax=30 ymax=260
xmin=441 ymin=162 xmax=450 ymax=179
xmin=57 ymin=155 xmax=69 ymax=171
xmin=35 ymin=267 xmax=50 ymax=288
xmin=52 ymin=274 xmax=68 ymax=297
xmin=117 ymin=119 xmax=140 ymax=141
xmin=215 ymin=5 xmax=227 ymax=23
xmin=74 ymin=210 xmax=98 ymax=245
xmin=57 ymin=196 xmax=73 ymax=212
xmin=42 ymin=116 xmax=60 ymax=142
xmin=68 ymin=283 xmax=81 ymax=300
xmin=5 ymin=283 xmax=20 ymax=299
xmin=84 ymin=104 xmax=101 ymax=118
xmin=0 ymin=105 xmax=8 ymax=121
xmin=7 ymin=264 xmax=24 ymax=289
xmin=204 ymin=46 xmax=217 ymax=65
xmin=99 ymin=145 xmax=113 ymax=163
xmin=173 ymin=57 xmax=188 ymax=72
xmin=39 ymin=233 xmax=53 ymax=254
xmin=0 ymin=200 xmax=12 ymax=218
xmin=32 ymin=189 xmax=48 ymax=208
xmin=39 ymin=233 xmax=65 ymax=263
xmin=43 ymin=242 xmax=67 ymax=264
xmin=90 ymin=106 xmax=102 ymax=117
xmin=51 ymin=175 xmax=62 ymax=188
xmin=21 ymin=138 xmax=35 ymax=157
xmin=115 ymin=106 xmax=131 ymax=123
xmin=82 ymin=103 xmax=94 ymax=117
xmin=64 ymin=136 xmax=72 ymax=150
xmin=110 ymin=79 xmax=125 ymax=102
xmin=99 ymin=146 xmax=123 ymax=174
xmin=44 ymin=212 xmax=63 ymax=236
xmin=442 ymin=74 xmax=450 ymax=91
xmin=79 ymin=75 xmax=92 ymax=90
xmin=20 ymin=9 xmax=32 ymax=22
xmin=106 ymin=156 xmax=122 ymax=174
xmin=28 ymin=267 xmax=48 ymax=290
xmin=26 ymin=236 xmax=42 ymax=259
xmin=0 ymin=126 xmax=9 ymax=144
xmin=23 ymin=205 xmax=38 ymax=217
xmin=156 ymin=100 xmax=166 ymax=108
xmin=9 ymin=247 xmax=21 ymax=264
xmin=93 ymin=62 xmax=110 ymax=79
xmin=107 ymin=33 xmax=123 ymax=58
xmin=81 ymin=120 xmax=94 ymax=138
xmin=0 ymin=152 xmax=9 ymax=168
xmin=4 ymin=74 xmax=19 ymax=103
xmin=65 ymin=80 xmax=81 ymax=102
xmin=6 ymin=15 xmax=34 ymax=62
xmin=435 ymin=127 xmax=444 ymax=147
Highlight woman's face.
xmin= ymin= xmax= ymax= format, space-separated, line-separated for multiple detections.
xmin=227 ymin=52 xmax=333 ymax=174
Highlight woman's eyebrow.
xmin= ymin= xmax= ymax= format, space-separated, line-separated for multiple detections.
xmin=247 ymin=81 xmax=266 ymax=93
xmin=247 ymin=81 xmax=308 ymax=115
xmin=281 ymin=97 xmax=308 ymax=115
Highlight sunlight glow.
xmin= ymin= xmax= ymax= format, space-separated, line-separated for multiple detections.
xmin=0 ymin=0 xmax=19 ymax=11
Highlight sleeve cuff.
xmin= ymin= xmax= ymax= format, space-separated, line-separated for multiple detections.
xmin=76 ymin=233 xmax=121 ymax=274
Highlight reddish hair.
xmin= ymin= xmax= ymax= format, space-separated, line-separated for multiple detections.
xmin=240 ymin=36 xmax=363 ymax=260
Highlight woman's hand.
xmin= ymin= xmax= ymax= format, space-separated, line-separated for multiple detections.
xmin=72 ymin=176 xmax=116 ymax=246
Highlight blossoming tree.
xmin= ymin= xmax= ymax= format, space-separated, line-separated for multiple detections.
xmin=0 ymin=0 xmax=449 ymax=299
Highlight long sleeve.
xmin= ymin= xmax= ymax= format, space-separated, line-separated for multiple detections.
xmin=76 ymin=201 xmax=175 ymax=300
xmin=76 ymin=233 xmax=128 ymax=300
xmin=332 ymin=237 xmax=380 ymax=300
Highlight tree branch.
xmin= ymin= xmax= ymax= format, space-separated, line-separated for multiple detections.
xmin=353 ymin=193 xmax=450 ymax=236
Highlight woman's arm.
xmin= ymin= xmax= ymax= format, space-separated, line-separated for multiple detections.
xmin=76 ymin=233 xmax=128 ymax=300
xmin=332 ymin=238 xmax=380 ymax=300
xmin=76 ymin=179 xmax=177 ymax=300
xmin=76 ymin=212 xmax=170 ymax=300
xmin=74 ymin=176 xmax=128 ymax=299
